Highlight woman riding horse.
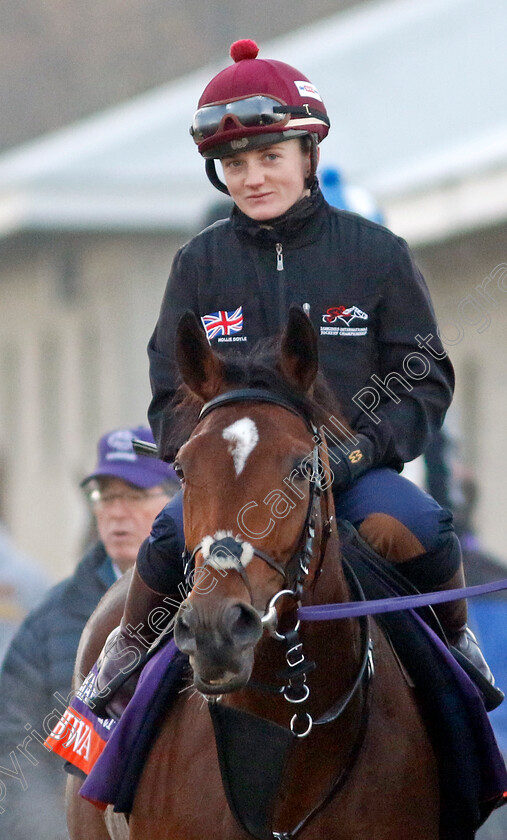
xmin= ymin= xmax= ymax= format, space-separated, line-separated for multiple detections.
xmin=72 ymin=310 xmax=447 ymax=839
xmin=93 ymin=38 xmax=495 ymax=708
xmin=70 ymin=311 xmax=506 ymax=839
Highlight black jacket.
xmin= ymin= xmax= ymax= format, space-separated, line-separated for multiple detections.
xmin=148 ymin=187 xmax=454 ymax=469
xmin=0 ymin=542 xmax=115 ymax=839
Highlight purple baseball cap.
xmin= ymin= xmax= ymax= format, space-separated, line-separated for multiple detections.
xmin=81 ymin=426 xmax=178 ymax=489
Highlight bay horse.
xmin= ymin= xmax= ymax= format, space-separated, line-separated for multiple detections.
xmin=67 ymin=307 xmax=440 ymax=839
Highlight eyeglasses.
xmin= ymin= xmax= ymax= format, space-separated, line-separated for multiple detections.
xmin=190 ymin=96 xmax=291 ymax=143
xmin=87 ymin=489 xmax=167 ymax=508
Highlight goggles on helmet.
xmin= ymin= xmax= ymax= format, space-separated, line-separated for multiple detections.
xmin=190 ymin=95 xmax=329 ymax=144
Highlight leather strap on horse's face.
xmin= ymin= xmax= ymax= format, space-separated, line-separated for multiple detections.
xmin=182 ymin=388 xmax=325 ymax=604
xmin=197 ymin=388 xmax=317 ymax=435
xmin=183 ymin=535 xmax=286 ymax=605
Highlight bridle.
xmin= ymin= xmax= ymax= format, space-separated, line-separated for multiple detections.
xmin=182 ymin=388 xmax=325 ymax=605
xmin=179 ymin=387 xmax=375 ymax=840
xmin=181 ymin=388 xmax=374 ymax=738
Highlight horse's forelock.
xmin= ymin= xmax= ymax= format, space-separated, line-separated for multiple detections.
xmin=163 ymin=343 xmax=348 ymax=458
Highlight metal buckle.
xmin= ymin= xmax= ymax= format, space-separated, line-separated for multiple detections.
xmin=261 ymin=589 xmax=300 ymax=640
xmin=290 ymin=711 xmax=313 ymax=738
xmin=284 ymin=682 xmax=310 ymax=704
xmin=286 ymin=643 xmax=304 ymax=668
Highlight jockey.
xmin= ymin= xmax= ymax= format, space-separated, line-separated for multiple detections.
xmin=92 ymin=39 xmax=498 ymax=714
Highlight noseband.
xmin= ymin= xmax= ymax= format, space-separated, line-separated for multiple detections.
xmin=182 ymin=388 xmax=326 ymax=619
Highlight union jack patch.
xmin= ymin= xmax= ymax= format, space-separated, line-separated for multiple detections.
xmin=201 ymin=307 xmax=243 ymax=341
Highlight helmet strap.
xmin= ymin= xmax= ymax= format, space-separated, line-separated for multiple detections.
xmin=306 ymin=135 xmax=319 ymax=189
xmin=205 ymin=159 xmax=230 ymax=195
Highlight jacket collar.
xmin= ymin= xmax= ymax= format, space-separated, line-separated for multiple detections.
xmin=74 ymin=540 xmax=116 ymax=589
xmin=231 ymin=180 xmax=326 ymax=247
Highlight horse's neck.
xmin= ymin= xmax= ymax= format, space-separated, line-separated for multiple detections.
xmin=301 ymin=526 xmax=361 ymax=687
xmin=307 ymin=519 xmax=349 ymax=606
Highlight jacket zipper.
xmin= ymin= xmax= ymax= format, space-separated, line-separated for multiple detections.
xmin=276 ymin=242 xmax=284 ymax=271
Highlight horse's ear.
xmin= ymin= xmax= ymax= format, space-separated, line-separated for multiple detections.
xmin=175 ymin=311 xmax=225 ymax=401
xmin=279 ymin=305 xmax=319 ymax=392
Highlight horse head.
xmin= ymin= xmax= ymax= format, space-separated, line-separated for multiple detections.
xmin=172 ymin=306 xmax=334 ymax=695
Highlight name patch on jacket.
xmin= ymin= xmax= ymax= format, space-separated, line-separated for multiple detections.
xmin=320 ymin=305 xmax=368 ymax=336
xmin=201 ymin=307 xmax=247 ymax=343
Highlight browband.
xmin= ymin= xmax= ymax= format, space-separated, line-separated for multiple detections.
xmin=198 ymin=388 xmax=316 ymax=434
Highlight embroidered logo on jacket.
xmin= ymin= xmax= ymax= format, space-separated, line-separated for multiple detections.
xmin=201 ymin=307 xmax=247 ymax=343
xmin=320 ymin=305 xmax=368 ymax=336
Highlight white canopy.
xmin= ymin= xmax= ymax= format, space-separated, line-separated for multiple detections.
xmin=0 ymin=0 xmax=506 ymax=242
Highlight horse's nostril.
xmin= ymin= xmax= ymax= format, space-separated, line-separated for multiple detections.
xmin=179 ymin=613 xmax=190 ymax=630
xmin=228 ymin=603 xmax=262 ymax=646
xmin=174 ymin=604 xmax=197 ymax=654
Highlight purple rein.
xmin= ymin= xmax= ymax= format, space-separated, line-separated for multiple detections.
xmin=298 ymin=578 xmax=507 ymax=621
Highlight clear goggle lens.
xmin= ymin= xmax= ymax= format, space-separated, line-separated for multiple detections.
xmin=190 ymin=96 xmax=289 ymax=142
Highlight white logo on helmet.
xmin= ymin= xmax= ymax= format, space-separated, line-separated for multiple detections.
xmin=230 ymin=138 xmax=249 ymax=150
xmin=294 ymin=81 xmax=322 ymax=102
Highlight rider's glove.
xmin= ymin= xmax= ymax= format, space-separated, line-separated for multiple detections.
xmin=328 ymin=434 xmax=375 ymax=493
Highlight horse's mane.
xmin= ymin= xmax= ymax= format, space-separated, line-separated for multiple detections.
xmin=163 ymin=339 xmax=352 ymax=458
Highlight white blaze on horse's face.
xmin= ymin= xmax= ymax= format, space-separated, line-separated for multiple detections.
xmin=222 ymin=418 xmax=259 ymax=476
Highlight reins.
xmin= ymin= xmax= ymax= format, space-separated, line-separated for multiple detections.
xmin=193 ymin=390 xmax=507 ymax=625
xmin=185 ymin=387 xmax=375 ymax=840
xmin=299 ymin=574 xmax=507 ymax=622
xmin=183 ymin=387 xmax=374 ymax=738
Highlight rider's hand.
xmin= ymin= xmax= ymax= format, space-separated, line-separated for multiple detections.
xmin=329 ymin=434 xmax=375 ymax=493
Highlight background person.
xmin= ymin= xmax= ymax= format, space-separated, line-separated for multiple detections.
xmin=0 ymin=526 xmax=51 ymax=664
xmin=0 ymin=426 xmax=177 ymax=840
xmin=415 ymin=431 xmax=507 ymax=838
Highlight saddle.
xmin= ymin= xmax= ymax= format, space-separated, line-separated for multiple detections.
xmin=337 ymin=520 xmax=504 ymax=711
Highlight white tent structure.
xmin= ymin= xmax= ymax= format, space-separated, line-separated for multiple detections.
xmin=0 ymin=0 xmax=506 ymax=573
xmin=0 ymin=0 xmax=506 ymax=243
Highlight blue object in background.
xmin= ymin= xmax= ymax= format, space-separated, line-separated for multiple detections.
xmin=319 ymin=166 xmax=385 ymax=224
xmin=468 ymin=599 xmax=507 ymax=756
xmin=0 ymin=527 xmax=51 ymax=665
xmin=469 ymin=599 xmax=507 ymax=839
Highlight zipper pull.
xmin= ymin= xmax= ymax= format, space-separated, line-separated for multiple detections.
xmin=276 ymin=242 xmax=284 ymax=271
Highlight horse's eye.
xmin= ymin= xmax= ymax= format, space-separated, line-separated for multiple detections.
xmin=293 ymin=460 xmax=311 ymax=481
xmin=173 ymin=462 xmax=185 ymax=481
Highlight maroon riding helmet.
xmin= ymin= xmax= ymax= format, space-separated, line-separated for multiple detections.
xmin=190 ymin=39 xmax=330 ymax=194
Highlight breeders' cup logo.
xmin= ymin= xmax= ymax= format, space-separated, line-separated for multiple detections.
xmin=105 ymin=429 xmax=136 ymax=461
xmin=320 ymin=305 xmax=368 ymax=337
